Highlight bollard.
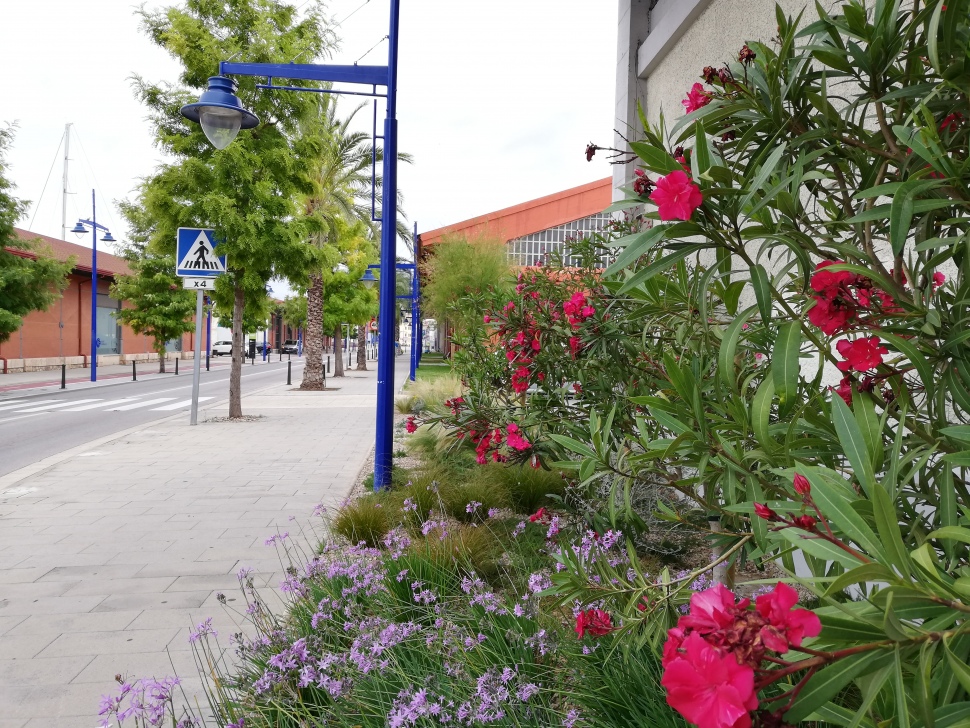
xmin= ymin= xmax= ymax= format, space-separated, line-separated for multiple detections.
xmin=175 ymin=357 xmax=179 ymax=376
xmin=61 ymin=364 xmax=66 ymax=389
xmin=326 ymin=356 xmax=330 ymax=374
xmin=133 ymin=361 xmax=137 ymax=381
xmin=287 ymin=360 xmax=292 ymax=385
xmin=206 ymin=352 xmax=209 ymax=372
xmin=288 ymin=352 xmax=291 ymax=361
xmin=279 ymin=351 xmax=282 ymax=362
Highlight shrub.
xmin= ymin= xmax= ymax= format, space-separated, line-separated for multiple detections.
xmin=439 ymin=471 xmax=510 ymax=524
xmin=331 ymin=497 xmax=390 ymax=548
xmin=498 ymin=464 xmax=568 ymax=514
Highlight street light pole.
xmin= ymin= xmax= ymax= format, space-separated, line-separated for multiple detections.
xmin=71 ymin=190 xmax=115 ymax=383
xmin=179 ymin=0 xmax=401 ymax=489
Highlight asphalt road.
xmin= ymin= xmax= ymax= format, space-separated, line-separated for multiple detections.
xmin=0 ymin=359 xmax=304 ymax=478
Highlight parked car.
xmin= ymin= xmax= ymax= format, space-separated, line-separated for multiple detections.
xmin=211 ymin=340 xmax=233 ymax=356
xmin=281 ymin=339 xmax=299 ymax=354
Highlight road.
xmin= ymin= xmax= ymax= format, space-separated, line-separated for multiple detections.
xmin=0 ymin=358 xmax=304 ymax=478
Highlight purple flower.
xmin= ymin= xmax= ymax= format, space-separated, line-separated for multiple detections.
xmin=188 ymin=618 xmax=216 ymax=644
xmin=517 ymin=683 xmax=540 ymax=702
xmin=512 ymin=521 xmax=527 ymax=538
xmin=236 ymin=566 xmax=253 ymax=580
xmin=465 ymin=501 xmax=483 ymax=514
xmin=488 ymin=508 xmax=500 ymax=519
xmin=563 ymin=708 xmax=582 ymax=727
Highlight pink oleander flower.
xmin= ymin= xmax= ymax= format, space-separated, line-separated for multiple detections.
xmin=662 ymin=632 xmax=758 ymax=728
xmin=807 ymin=296 xmax=853 ymax=335
xmin=575 ymin=609 xmax=614 ymax=638
xmin=836 ymin=337 xmax=888 ymax=373
xmin=933 ymin=271 xmax=946 ymax=290
xmin=682 ymin=82 xmax=713 ymax=114
xmin=650 ymin=170 xmax=703 ymax=221
xmin=680 ymin=583 xmax=747 ymax=634
xmin=755 ymin=583 xmax=821 ymax=652
xmin=405 ymin=417 xmax=417 ymax=434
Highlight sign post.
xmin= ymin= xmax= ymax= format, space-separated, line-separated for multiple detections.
xmin=176 ymin=228 xmax=225 ymax=425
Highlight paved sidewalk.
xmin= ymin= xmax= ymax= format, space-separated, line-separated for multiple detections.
xmin=0 ymin=361 xmax=407 ymax=727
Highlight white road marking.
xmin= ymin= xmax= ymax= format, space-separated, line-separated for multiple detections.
xmin=61 ymin=399 xmax=138 ymax=412
xmin=0 ymin=412 xmax=49 ymax=425
xmin=150 ymin=397 xmax=214 ymax=411
xmin=107 ymin=398 xmax=177 ymax=411
xmin=11 ymin=399 xmax=101 ymax=413
xmin=0 ymin=400 xmax=57 ymax=412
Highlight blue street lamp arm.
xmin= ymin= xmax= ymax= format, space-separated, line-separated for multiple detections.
xmin=77 ymin=218 xmax=111 ymax=232
xmin=219 ymin=61 xmax=389 ymax=88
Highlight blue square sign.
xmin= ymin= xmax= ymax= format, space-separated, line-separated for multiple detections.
xmin=176 ymin=228 xmax=226 ymax=278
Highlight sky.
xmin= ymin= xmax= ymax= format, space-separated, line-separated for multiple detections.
xmin=1 ymin=0 xmax=618 ymax=277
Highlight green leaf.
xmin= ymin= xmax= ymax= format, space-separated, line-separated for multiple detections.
xmin=693 ymin=120 xmax=711 ymax=174
xmin=787 ymin=651 xmax=891 ymax=724
xmin=876 ymin=331 xmax=934 ymax=389
xmin=802 ymin=468 xmax=885 ymax=561
xmin=871 ymin=479 xmax=912 ymax=577
xmin=943 ymin=451 xmax=970 ymax=467
xmin=751 ymin=377 xmax=776 ymax=454
xmin=717 ymin=306 xmax=758 ymax=395
xmin=740 ymin=143 xmax=788 ymax=212
xmin=778 ymin=528 xmax=864 ymax=569
xmin=772 ymin=322 xmax=801 ymax=413
xmin=751 ymin=264 xmax=773 ymax=324
xmin=889 ymin=185 xmax=916 ymax=256
xmin=617 ymin=245 xmax=706 ymax=294
xmin=629 ymin=141 xmax=683 ymax=175
xmin=927 ymin=526 xmax=970 ymax=547
xmin=853 ymin=392 xmax=884 ymax=473
xmin=603 ymin=224 xmax=669 ymax=277
xmin=939 ymin=426 xmax=970 ymax=444
xmin=830 ymin=395 xmax=878 ymax=496
xmin=546 ymin=434 xmax=596 ymax=460
xmin=824 ymin=563 xmax=896 ymax=597
xmin=944 ymin=638 xmax=970 ymax=697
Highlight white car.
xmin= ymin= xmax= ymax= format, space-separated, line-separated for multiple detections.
xmin=211 ymin=340 xmax=233 ymax=356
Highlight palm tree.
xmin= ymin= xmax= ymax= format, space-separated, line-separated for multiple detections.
xmin=299 ymin=97 xmax=411 ymax=389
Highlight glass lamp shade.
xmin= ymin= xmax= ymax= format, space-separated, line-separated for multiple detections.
xmin=71 ymin=221 xmax=87 ymax=238
xmin=199 ymin=107 xmax=243 ymax=150
xmin=101 ymin=231 xmax=116 ymax=243
xmin=360 ymin=269 xmax=377 ymax=288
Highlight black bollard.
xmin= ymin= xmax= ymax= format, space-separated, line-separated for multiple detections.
xmin=175 ymin=357 xmax=179 ymax=375
xmin=279 ymin=351 xmax=282 ymax=362
xmin=61 ymin=364 xmax=66 ymax=389
xmin=326 ymin=356 xmax=330 ymax=374
xmin=287 ymin=360 xmax=292 ymax=385
xmin=133 ymin=361 xmax=137 ymax=381
xmin=206 ymin=352 xmax=209 ymax=372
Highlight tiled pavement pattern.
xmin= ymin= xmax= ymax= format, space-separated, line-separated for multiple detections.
xmin=0 ymin=362 xmax=406 ymax=727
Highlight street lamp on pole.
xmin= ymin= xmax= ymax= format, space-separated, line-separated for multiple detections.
xmin=71 ymin=189 xmax=115 ymax=383
xmin=178 ymin=0 xmax=402 ymax=490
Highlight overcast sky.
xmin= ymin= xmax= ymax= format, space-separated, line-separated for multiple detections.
xmin=2 ymin=0 xmax=618 ymax=270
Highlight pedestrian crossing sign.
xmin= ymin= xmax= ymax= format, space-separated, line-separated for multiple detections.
xmin=176 ymin=228 xmax=226 ymax=278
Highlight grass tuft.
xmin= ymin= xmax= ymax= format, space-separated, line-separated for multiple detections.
xmin=331 ymin=497 xmax=391 ymax=548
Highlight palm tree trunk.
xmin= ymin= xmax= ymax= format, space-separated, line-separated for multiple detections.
xmin=301 ymin=273 xmax=325 ymax=390
xmin=229 ymin=278 xmax=245 ymax=418
xmin=333 ymin=324 xmax=345 ymax=377
xmin=356 ymin=324 xmax=367 ymax=371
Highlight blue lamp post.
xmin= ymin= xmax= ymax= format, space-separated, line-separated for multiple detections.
xmin=179 ymin=0 xmax=401 ymax=490
xmin=362 ymin=262 xmax=420 ymax=382
xmin=72 ymin=189 xmax=115 ymax=383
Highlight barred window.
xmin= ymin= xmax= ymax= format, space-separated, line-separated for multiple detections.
xmin=505 ymin=212 xmax=614 ymax=267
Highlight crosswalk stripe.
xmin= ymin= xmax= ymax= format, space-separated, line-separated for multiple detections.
xmin=0 ymin=399 xmax=56 ymax=412
xmin=61 ymin=399 xmax=138 ymax=412
xmin=151 ymin=397 xmax=214 ymax=411
xmin=11 ymin=399 xmax=101 ymax=413
xmin=106 ymin=398 xmax=176 ymax=411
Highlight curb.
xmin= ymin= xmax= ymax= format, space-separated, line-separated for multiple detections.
xmin=0 ymin=379 xmax=285 ymax=491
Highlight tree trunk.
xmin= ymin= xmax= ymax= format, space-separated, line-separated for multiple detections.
xmin=333 ymin=324 xmax=345 ymax=377
xmin=356 ymin=324 xmax=367 ymax=371
xmin=301 ymin=273 xmax=325 ymax=390
xmin=156 ymin=340 xmax=166 ymax=374
xmin=229 ymin=278 xmax=245 ymax=418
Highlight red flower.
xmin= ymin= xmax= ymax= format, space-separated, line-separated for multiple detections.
xmin=650 ymin=170 xmax=704 ymax=221
xmin=633 ymin=168 xmax=654 ymax=196
xmin=529 ymin=507 xmax=547 ymax=523
xmin=405 ymin=417 xmax=417 ymax=434
xmin=483 ymin=314 xmax=490 ymax=323
xmin=662 ymin=632 xmax=758 ymax=728
xmin=793 ymin=515 xmax=817 ymax=532
xmin=755 ymin=583 xmax=821 ymax=652
xmin=662 ymin=625 xmax=686 ymax=666
xmin=511 ymin=366 xmax=531 ymax=394
xmin=506 ymin=424 xmax=531 ymax=451
xmin=807 ymin=296 xmax=853 ymax=335
xmin=832 ymin=376 xmax=853 ymax=406
xmin=836 ymin=337 xmax=888 ymax=373
xmin=754 ymin=503 xmax=779 ymax=521
xmin=680 ymin=584 xmax=746 ymax=635
xmin=809 ymin=260 xmax=854 ymax=297
xmin=940 ymin=113 xmax=962 ymax=132
xmin=933 ymin=271 xmax=946 ymax=290
xmin=682 ymin=83 xmax=712 ymax=113
xmin=569 ymin=336 xmax=582 ymax=357
xmin=575 ymin=609 xmax=614 ymax=638
xmin=792 ymin=474 xmax=810 ymax=496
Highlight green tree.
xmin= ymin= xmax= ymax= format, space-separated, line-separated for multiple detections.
xmin=111 ymin=201 xmax=196 ymax=373
xmin=298 ymin=98 xmax=412 ymax=389
xmin=132 ymin=0 xmax=333 ymax=416
xmin=421 ymin=234 xmax=512 ymax=341
xmin=0 ymin=124 xmax=72 ymax=342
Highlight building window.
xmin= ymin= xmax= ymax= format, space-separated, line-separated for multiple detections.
xmin=506 ymin=211 xmax=614 ymax=267
xmin=96 ymin=293 xmax=122 ymax=355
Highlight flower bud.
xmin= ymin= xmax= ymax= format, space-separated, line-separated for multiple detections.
xmin=754 ymin=503 xmax=779 ymax=521
xmin=792 ymin=474 xmax=811 ymax=496
xmin=793 ymin=515 xmax=817 ymax=531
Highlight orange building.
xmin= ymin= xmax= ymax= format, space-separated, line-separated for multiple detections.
xmin=417 ymin=178 xmax=613 ymax=266
xmin=0 ymin=228 xmax=196 ymax=373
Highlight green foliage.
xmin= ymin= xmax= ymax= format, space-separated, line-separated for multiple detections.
xmin=421 ymin=234 xmax=513 ymax=336
xmin=331 ymin=498 xmax=390 ymax=548
xmin=439 ymin=471 xmax=510 ymax=524
xmin=0 ymin=124 xmax=72 ymax=342
xmin=280 ymin=294 xmax=306 ymax=330
xmin=497 ymin=464 xmax=568 ymax=514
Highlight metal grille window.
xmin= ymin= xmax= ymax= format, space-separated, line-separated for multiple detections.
xmin=506 ymin=212 xmax=614 ymax=267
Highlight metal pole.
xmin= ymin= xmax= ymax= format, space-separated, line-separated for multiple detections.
xmin=61 ymin=364 xmax=66 ymax=389
xmin=374 ymin=0 xmax=400 ymax=491
xmin=189 ymin=290 xmax=203 ymax=425
xmin=132 ymin=361 xmax=136 ymax=381
xmin=287 ymin=360 xmax=291 ymax=385
xmin=175 ymin=356 xmax=179 ymax=375
xmin=327 ymin=355 xmax=330 ymax=374
xmin=205 ymin=299 xmax=211 ymax=371
xmin=90 ymin=190 xmax=97 ymax=383
xmin=61 ymin=124 xmax=71 ymax=241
